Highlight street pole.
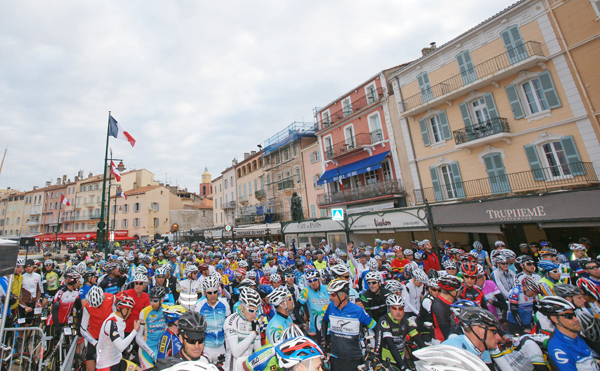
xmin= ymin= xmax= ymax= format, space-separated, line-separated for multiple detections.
xmin=99 ymin=112 xmax=111 ymax=258
xmin=113 ymin=191 xmax=118 ymax=243
xmin=54 ymin=196 xmax=63 ymax=250
xmin=105 ymin=158 xmax=113 ymax=248
xmin=424 ymin=199 xmax=439 ymax=256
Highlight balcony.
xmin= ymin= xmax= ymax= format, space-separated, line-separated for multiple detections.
xmin=321 ymin=87 xmax=384 ymax=130
xmin=453 ymin=117 xmax=511 ymax=148
xmin=414 ymin=162 xmax=599 ymax=204
xmin=400 ymin=41 xmax=546 ymax=116
xmin=325 ymin=130 xmax=385 ymax=160
xmin=255 ymin=189 xmax=265 ymax=199
xmin=317 ymin=179 xmax=403 ymax=206
xmin=277 ymin=179 xmax=294 ymax=191
xmin=222 ymin=201 xmax=237 ymax=210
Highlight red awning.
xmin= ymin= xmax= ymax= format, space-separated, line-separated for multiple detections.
xmin=35 ymin=232 xmax=97 ymax=242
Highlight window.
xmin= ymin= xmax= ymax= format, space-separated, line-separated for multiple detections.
xmin=123 ymin=204 xmax=129 ymax=213
xmin=440 ymin=165 xmax=459 ymax=199
xmin=322 ymin=110 xmax=331 ymax=127
xmin=365 ymin=170 xmax=379 ymax=185
xmin=429 ymin=116 xmax=444 ymax=143
xmin=151 ymin=202 xmax=159 ymax=212
xmin=122 ymin=219 xmax=128 ymax=228
xmin=366 ymin=83 xmax=378 ymax=104
xmin=75 ymin=223 xmax=79 ymax=230
xmin=472 ymin=98 xmax=490 ymax=124
xmin=134 ymin=203 xmax=140 ymax=212
xmin=417 ymin=72 xmax=433 ymax=103
xmin=95 ymin=184 xmax=99 ymax=190
xmin=310 ymin=204 xmax=317 ymax=218
xmin=295 ymin=167 xmax=301 ymax=183
xmin=456 ymin=50 xmax=477 ymax=84
xmin=344 ymin=126 xmax=355 ymax=149
xmin=94 ymin=209 xmax=100 ymax=217
xmin=482 ymin=153 xmax=511 ymax=194
xmin=592 ymin=0 xmax=600 ymax=17
xmin=225 ymin=179 xmax=228 ymax=189
xmin=525 ymin=135 xmax=584 ymax=180
xmin=315 ymin=150 xmax=320 ymax=162
xmin=249 ymin=181 xmax=252 ymax=194
xmin=324 ymin=136 xmax=333 ymax=159
xmin=134 ymin=218 xmax=140 ymax=227
xmin=368 ymin=114 xmax=383 ymax=143
xmin=419 ymin=111 xmax=451 ymax=146
xmin=505 ymin=71 xmax=561 ymax=120
xmin=542 ymin=142 xmax=571 ymax=177
xmin=382 ymin=161 xmax=392 ymax=181
xmin=342 ymin=97 xmax=352 ymax=117
xmin=320 ymin=209 xmax=327 ymax=217
xmin=430 ymin=162 xmax=466 ymax=201
xmin=522 ymin=79 xmax=548 ymax=114
xmin=154 ymin=218 xmax=159 ymax=227
xmin=500 ymin=25 xmax=528 ymax=64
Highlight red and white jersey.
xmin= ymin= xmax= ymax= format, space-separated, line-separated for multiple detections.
xmin=96 ymin=313 xmax=137 ymax=369
xmin=46 ymin=287 xmax=80 ymax=326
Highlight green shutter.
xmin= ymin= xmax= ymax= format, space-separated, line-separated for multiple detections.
xmin=502 ymin=26 xmax=528 ymax=64
xmin=483 ymin=153 xmax=511 ymax=194
xmin=419 ymin=118 xmax=431 ymax=147
xmin=418 ymin=72 xmax=433 ymax=103
xmin=505 ymin=85 xmax=525 ymax=119
xmin=309 ymin=153 xmax=314 ymax=164
xmin=538 ymin=71 xmax=561 ymax=109
xmin=560 ymin=135 xmax=585 ymax=175
xmin=450 ymin=161 xmax=466 ymax=199
xmin=316 ymin=150 xmax=320 ymax=161
xmin=457 ymin=51 xmax=477 ymax=85
xmin=459 ymin=102 xmax=473 ymax=130
xmin=524 ymin=145 xmax=546 ymax=181
xmin=483 ymin=93 xmax=499 ymax=120
xmin=429 ymin=166 xmax=442 ymax=201
xmin=438 ymin=111 xmax=452 ymax=140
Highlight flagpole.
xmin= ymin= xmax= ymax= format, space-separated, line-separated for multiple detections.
xmin=99 ymin=112 xmax=111 ymax=259
xmin=105 ymin=152 xmax=113 ymax=247
xmin=54 ymin=196 xmax=62 ymax=251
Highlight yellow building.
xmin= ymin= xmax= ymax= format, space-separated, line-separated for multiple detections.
xmin=391 ymin=0 xmax=600 ymax=249
xmin=234 ymin=150 xmax=266 ymax=225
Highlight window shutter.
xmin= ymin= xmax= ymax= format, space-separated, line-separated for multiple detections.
xmin=450 ymin=162 xmax=466 ymax=199
xmin=438 ymin=111 xmax=452 ymax=140
xmin=537 ymin=71 xmax=561 ymax=109
xmin=429 ymin=167 xmax=443 ymax=201
xmin=316 ymin=150 xmax=320 ymax=161
xmin=419 ymin=118 xmax=431 ymax=147
xmin=418 ymin=72 xmax=433 ymax=103
xmin=457 ymin=51 xmax=477 ymax=85
xmin=560 ymin=135 xmax=585 ymax=175
xmin=500 ymin=29 xmax=515 ymax=54
xmin=483 ymin=153 xmax=511 ymax=194
xmin=483 ymin=93 xmax=499 ymax=120
xmin=505 ymin=85 xmax=525 ymax=119
xmin=309 ymin=153 xmax=314 ymax=164
xmin=458 ymin=102 xmax=473 ymax=130
xmin=524 ymin=145 xmax=546 ymax=181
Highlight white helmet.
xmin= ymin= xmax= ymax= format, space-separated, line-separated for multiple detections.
xmin=16 ymin=257 xmax=25 ymax=266
xmin=267 ymin=287 xmax=290 ymax=307
xmin=76 ymin=262 xmax=87 ymax=274
xmin=412 ymin=268 xmax=429 ymax=284
xmin=428 ymin=278 xmax=440 ymax=289
xmin=136 ymin=266 xmax=148 ymax=275
xmin=577 ymin=310 xmax=600 ymax=343
xmin=86 ymin=286 xmax=105 ymax=308
xmin=368 ymin=259 xmax=378 ymax=271
xmin=364 ymin=272 xmax=380 ymax=283
xmin=386 ymin=294 xmax=404 ymax=307
xmin=133 ymin=273 xmax=148 ymax=283
xmin=385 ymin=280 xmax=403 ymax=293
xmin=413 ymin=345 xmax=489 ymax=371
xmin=270 ymin=273 xmax=282 ymax=283
xmin=327 ymin=278 xmax=349 ymax=294
xmin=280 ymin=324 xmax=304 ymax=341
xmin=160 ymin=361 xmax=219 ymax=371
xmin=203 ymin=275 xmax=221 ymax=291
xmin=330 ymin=264 xmax=349 ymax=277
xmin=240 ymin=288 xmax=261 ymax=308
xmin=246 ymin=270 xmax=257 ymax=280
xmin=184 ymin=265 xmax=199 ymax=276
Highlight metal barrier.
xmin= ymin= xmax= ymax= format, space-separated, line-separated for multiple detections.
xmin=1 ymin=326 xmax=48 ymax=371
xmin=59 ymin=336 xmax=79 ymax=371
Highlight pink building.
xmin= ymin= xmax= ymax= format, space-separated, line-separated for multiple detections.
xmin=301 ymin=141 xmax=327 ymax=219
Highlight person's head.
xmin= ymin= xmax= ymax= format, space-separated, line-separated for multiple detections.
xmin=494 ymin=256 xmax=509 ymax=272
xmin=386 ymin=294 xmax=405 ymax=322
xmin=569 ymin=243 xmax=587 ymax=260
xmin=327 ymin=278 xmax=349 ymax=308
xmin=24 ymin=259 xmax=35 ymax=274
xmin=132 ymin=274 xmax=148 ymax=294
xmin=393 ymin=246 xmax=404 ymax=259
xmin=275 ymin=336 xmax=324 ymax=371
xmin=385 ymin=280 xmax=403 ymax=296
xmin=44 ymin=259 xmax=54 ymax=271
xmin=577 ymin=277 xmax=600 ymax=303
xmin=427 ymin=278 xmax=441 ymax=299
xmin=149 ymin=285 xmax=167 ymax=310
xmin=115 ymin=292 xmax=135 ymax=319
xmin=185 ymin=265 xmax=199 ymax=279
xmin=437 ymin=275 xmax=462 ymax=301
xmin=412 ymin=268 xmax=428 ymax=288
xmin=538 ymin=261 xmax=561 ymax=281
xmin=163 ymin=305 xmax=187 ymax=330
xmin=443 ymin=261 xmax=458 ymax=276
xmin=423 ymin=239 xmax=433 ymax=251
xmin=473 ymin=241 xmax=483 ymax=252
xmin=86 ymin=286 xmax=105 ymax=308
xmin=199 ymin=264 xmax=209 ymax=276
xmin=494 ymin=241 xmax=505 ymax=249
xmin=83 ymin=270 xmax=98 ymax=285
xmin=584 ymin=260 xmax=600 ymax=279
xmin=155 ymin=267 xmax=167 ymax=285
xmin=240 ymin=288 xmax=261 ymax=322
xmin=268 ymin=287 xmax=294 ymax=314
xmin=539 ymin=296 xmax=581 ymax=336
xmin=64 ymin=272 xmax=81 ymax=289
xmin=554 ymin=283 xmax=587 ymax=308
xmin=365 ymin=272 xmax=381 ymax=293
xmin=63 ymin=254 xmax=70 ymax=262
xmin=517 ymin=256 xmax=536 ymax=274
xmin=305 ymin=270 xmax=321 ymax=291
xmin=459 ymin=307 xmax=502 ymax=351
xmin=520 ymin=276 xmax=541 ymax=298
xmin=203 ymin=275 xmax=221 ymax=306
xmin=460 ymin=262 xmax=478 ymax=288
xmin=283 ymin=270 xmax=296 ymax=286
xmin=177 ymin=312 xmax=207 ymax=360
xmin=358 ymin=253 xmax=367 ymax=265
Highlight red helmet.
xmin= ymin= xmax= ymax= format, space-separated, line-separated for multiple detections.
xmin=520 ymin=276 xmax=541 ymax=294
xmin=577 ymin=277 xmax=600 ymax=301
xmin=438 ymin=275 xmax=462 ymax=292
xmin=115 ymin=292 xmax=135 ymax=310
xmin=460 ymin=262 xmax=478 ymax=276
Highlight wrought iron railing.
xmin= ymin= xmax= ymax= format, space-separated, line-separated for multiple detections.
xmin=320 ymin=87 xmax=384 ymax=129
xmin=414 ymin=162 xmax=598 ymax=204
xmin=453 ymin=117 xmax=510 ymax=145
xmin=400 ymin=41 xmax=545 ymax=112
xmin=317 ymin=179 xmax=403 ymax=206
xmin=325 ymin=130 xmax=383 ymax=160
xmin=255 ymin=189 xmax=265 ymax=199
xmin=222 ymin=201 xmax=237 ymax=209
xmin=277 ymin=179 xmax=294 ymax=191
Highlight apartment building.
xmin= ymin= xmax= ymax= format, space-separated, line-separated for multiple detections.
xmin=234 ymin=150 xmax=266 ymax=225
xmin=301 ymin=142 xmax=327 ymax=219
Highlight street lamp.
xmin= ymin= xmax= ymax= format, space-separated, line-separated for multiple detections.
xmin=99 ymin=148 xmax=125 ymax=258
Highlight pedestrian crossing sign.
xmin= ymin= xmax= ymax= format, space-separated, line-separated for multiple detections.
xmin=332 ymin=208 xmax=344 ymax=220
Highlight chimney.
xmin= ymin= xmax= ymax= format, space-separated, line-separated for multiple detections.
xmin=57 ymin=178 xmax=62 ymax=185
xmin=421 ymin=42 xmax=437 ymax=56
xmin=45 ymin=181 xmax=51 ymax=187
xmin=33 ymin=186 xmax=38 ymax=190
xmin=88 ymin=172 xmax=93 ymax=178
xmin=133 ymin=182 xmax=138 ymax=191
xmin=251 ymin=151 xmax=256 ymax=155
xmin=244 ymin=153 xmax=250 ymax=159
xmin=63 ymin=175 xmax=67 ymax=184
xmin=67 ymin=179 xmax=71 ymax=183
xmin=78 ymin=170 xmax=84 ymax=179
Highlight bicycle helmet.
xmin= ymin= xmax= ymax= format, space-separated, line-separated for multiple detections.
xmin=305 ymin=270 xmax=319 ymax=280
xmin=75 ymin=261 xmax=87 ymax=274
xmin=473 ymin=241 xmax=483 ymax=251
xmin=115 ymin=292 xmax=136 ymax=309
xmin=458 ymin=307 xmax=501 ymax=329
xmin=403 ymin=249 xmax=414 ymax=256
xmin=576 ymin=310 xmax=600 ymax=343
xmin=428 ymin=278 xmax=439 ymax=289
xmin=86 ymin=286 xmax=105 ymax=308
xmin=493 ymin=255 xmax=507 ymax=264
xmin=412 ymin=268 xmax=428 ymax=284
xmin=24 ymin=259 xmax=34 ymax=267
xmin=270 ymin=273 xmax=282 ymax=283
xmin=443 ymin=261 xmax=457 ymax=270
xmin=569 ymin=243 xmax=587 ymax=251
xmin=553 ymin=283 xmax=582 ymax=298
xmin=203 ymin=275 xmax=221 ymax=291
xmin=437 ymin=275 xmax=462 ymax=292
xmin=262 ymin=267 xmax=272 ymax=275
xmin=385 ymin=280 xmax=403 ymax=293
xmin=132 ymin=273 xmax=148 ymax=283
xmin=386 ymin=294 xmax=404 ymax=307
xmin=413 ymin=345 xmax=489 ymax=371
xmin=149 ymin=285 xmax=168 ymax=300
xmin=64 ymin=272 xmax=81 ymax=285
xmin=184 ymin=265 xmax=199 ymax=276
xmin=476 ymin=264 xmax=485 ymax=277
xmin=275 ymin=336 xmax=324 ymax=369
xmin=537 ymin=261 xmax=559 ymax=273
xmin=280 ymin=324 xmax=304 ymax=341
xmin=368 ymin=259 xmax=378 ymax=271
xmin=163 ymin=305 xmax=187 ymax=324
xmin=327 ymin=278 xmax=349 ymax=294
xmin=239 ymin=278 xmax=256 ymax=288
xmin=267 ymin=287 xmax=291 ymax=307
xmin=117 ymin=263 xmax=128 ymax=274
xmin=537 ymin=296 xmax=576 ymax=317
xmin=155 ymin=267 xmax=167 ymax=276
xmin=43 ymin=259 xmax=54 ymax=266
xmin=520 ymin=275 xmax=541 ymax=294
xmin=330 ymin=264 xmax=349 ymax=277
xmin=142 ymin=256 xmax=152 ymax=264
xmin=240 ymin=288 xmax=262 ymax=308
xmin=365 ymin=271 xmax=381 ymax=283
xmin=414 ymin=252 xmax=424 ymax=260
xmin=246 ymin=270 xmax=257 ymax=280
xmin=238 ymin=260 xmax=248 ymax=268
xmin=540 ymin=247 xmax=558 ymax=256
xmin=178 ymin=312 xmax=207 ymax=340
xmin=460 ymin=262 xmax=478 ymax=276
xmin=516 ymin=255 xmax=534 ymax=265
xmin=577 ymin=277 xmax=600 ymax=301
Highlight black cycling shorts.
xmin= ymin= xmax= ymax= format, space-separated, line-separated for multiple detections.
xmin=86 ymin=342 xmax=97 ymax=361
xmin=17 ymin=303 xmax=36 ymax=325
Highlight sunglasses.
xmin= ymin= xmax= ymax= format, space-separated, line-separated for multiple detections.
xmin=558 ymin=312 xmax=576 ymax=320
xmin=284 ymin=275 xmax=294 ymax=279
xmin=498 ymin=263 xmax=508 ymax=266
xmin=151 ymin=299 xmax=161 ymax=303
xmin=246 ymin=307 xmax=258 ymax=314
xmin=464 ymin=275 xmax=477 ymax=280
xmin=135 ymin=282 xmax=146 ymax=286
xmin=524 ymin=262 xmax=535 ymax=266
xmin=430 ymin=288 xmax=441 ymax=292
xmin=183 ymin=336 xmax=205 ymax=345
xmin=368 ymin=281 xmax=379 ymax=285
xmin=341 ymin=275 xmax=350 ymax=279
xmin=308 ymin=278 xmax=319 ymax=283
xmin=390 ymin=305 xmax=404 ymax=311
xmin=156 ymin=275 xmax=166 ymax=278
xmin=206 ymin=291 xmax=218 ymax=295
xmin=586 ymin=266 xmax=599 ymax=270
xmin=488 ymin=328 xmax=499 ymax=335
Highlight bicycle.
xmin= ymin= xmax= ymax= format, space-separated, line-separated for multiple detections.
xmin=40 ymin=325 xmax=79 ymax=371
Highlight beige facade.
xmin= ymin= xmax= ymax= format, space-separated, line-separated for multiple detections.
xmin=212 ymin=175 xmax=225 ymax=227
xmin=2 ymin=192 xmax=25 ymax=236
xmin=234 ymin=150 xmax=266 ymax=225
xmin=301 ymin=142 xmax=326 ymax=219
xmin=221 ymin=165 xmax=237 ymax=226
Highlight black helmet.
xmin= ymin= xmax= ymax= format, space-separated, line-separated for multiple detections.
xmin=437 ymin=275 xmax=462 ymax=292
xmin=458 ymin=307 xmax=501 ymax=329
xmin=25 ymin=259 xmax=35 ymax=267
xmin=553 ymin=283 xmax=582 ymax=298
xmin=148 ymin=285 xmax=168 ymax=300
xmin=177 ymin=312 xmax=207 ymax=340
xmin=82 ymin=270 xmax=98 ymax=280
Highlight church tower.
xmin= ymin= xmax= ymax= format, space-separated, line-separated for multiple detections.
xmin=200 ymin=167 xmax=212 ymax=196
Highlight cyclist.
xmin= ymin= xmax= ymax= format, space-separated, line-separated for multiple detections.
xmin=538 ymin=296 xmax=600 ymax=371
xmin=223 ymin=288 xmax=264 ymax=370
xmin=46 ymin=271 xmax=82 ymax=350
xmin=515 ymin=255 xmax=542 ymax=283
xmin=577 ymin=277 xmax=600 ymax=316
xmin=80 ymin=270 xmax=99 ymax=307
xmin=442 ymin=260 xmax=459 ymax=277
xmin=417 ymin=278 xmax=439 ymax=342
xmin=177 ymin=265 xmax=202 ymax=310
xmin=375 ymin=294 xmax=425 ymax=371
xmin=166 ymin=312 xmax=210 ymax=363
xmin=582 ymin=259 xmax=600 ymax=289
xmin=123 ymin=273 xmax=151 ymax=338
xmin=431 ymin=275 xmax=462 ymax=342
xmin=99 ymin=262 xmax=122 ymax=295
xmin=81 ymin=286 xmax=117 ymax=371
xmin=42 ymin=259 xmax=61 ymax=298
xmin=400 ymin=267 xmax=427 ymax=319
xmin=153 ymin=267 xmax=175 ymax=304
xmin=274 ymin=336 xmax=324 ymax=371
xmin=295 ymin=270 xmax=329 ymax=343
xmin=321 ymin=278 xmax=376 ymax=371
xmin=538 ymin=261 xmax=564 ymax=296
xmin=265 ymin=287 xmax=294 ymax=344
xmin=471 ymin=241 xmax=492 ymax=270
xmin=137 ymin=286 xmax=169 ymax=370
xmin=442 ymin=307 xmax=502 ymax=368
xmin=195 ymin=274 xmax=230 ymax=362
xmin=282 ymin=268 xmax=301 ymax=307
xmin=96 ymin=292 xmax=141 ymax=371
xmin=361 ymin=271 xmax=392 ymax=321
xmin=19 ymin=259 xmax=44 ymax=327
xmin=506 ymin=276 xmax=540 ymax=335
xmin=491 ymin=255 xmax=515 ymax=300
xmin=575 ymin=310 xmax=600 ymax=360
xmin=157 ymin=305 xmax=187 ymax=359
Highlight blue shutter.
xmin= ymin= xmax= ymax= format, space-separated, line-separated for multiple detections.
xmin=417 ymin=72 xmax=433 ymax=103
xmin=501 ymin=26 xmax=528 ymax=64
xmin=459 ymin=102 xmax=473 ymax=130
xmin=450 ymin=162 xmax=466 ymax=199
xmin=505 ymin=85 xmax=525 ymax=119
xmin=560 ymin=135 xmax=585 ymax=175
xmin=429 ymin=167 xmax=442 ymax=201
xmin=316 ymin=150 xmax=320 ymax=161
xmin=537 ymin=71 xmax=561 ymax=109
xmin=457 ymin=51 xmax=477 ymax=85
xmin=483 ymin=153 xmax=511 ymax=194
xmin=309 ymin=153 xmax=314 ymax=164
xmin=438 ymin=111 xmax=452 ymax=140
xmin=310 ymin=204 xmax=316 ymax=218
xmin=483 ymin=93 xmax=499 ymax=120
xmin=419 ymin=118 xmax=431 ymax=147
xmin=524 ymin=145 xmax=546 ymax=181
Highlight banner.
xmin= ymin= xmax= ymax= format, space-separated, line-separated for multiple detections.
xmin=0 ymin=239 xmax=20 ymax=278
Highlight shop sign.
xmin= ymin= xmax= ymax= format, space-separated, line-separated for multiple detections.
xmin=234 ymin=228 xmax=281 ymax=237
xmin=283 ymin=219 xmax=345 ymax=234
xmin=349 ymin=208 xmax=427 ymax=231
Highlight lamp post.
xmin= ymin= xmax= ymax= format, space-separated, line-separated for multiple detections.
xmin=99 ymin=147 xmax=125 ymax=258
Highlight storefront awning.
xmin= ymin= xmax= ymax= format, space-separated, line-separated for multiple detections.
xmin=317 ymin=151 xmax=390 ymax=185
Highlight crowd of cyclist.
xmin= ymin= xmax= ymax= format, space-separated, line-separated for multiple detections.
xmin=1 ymin=236 xmax=600 ymax=371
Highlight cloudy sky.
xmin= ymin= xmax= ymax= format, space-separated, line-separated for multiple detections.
xmin=0 ymin=0 xmax=517 ymax=193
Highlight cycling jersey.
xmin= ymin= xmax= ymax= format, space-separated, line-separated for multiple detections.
xmin=322 ymin=301 xmax=376 ymax=361
xmin=548 ymin=329 xmax=600 ymax=371
xmin=123 ymin=289 xmax=150 ymax=333
xmin=243 ymin=344 xmax=278 ymax=371
xmin=391 ymin=258 xmax=409 ymax=274
xmin=507 ymin=286 xmax=534 ymax=327
xmin=432 ymin=295 xmax=454 ymax=342
xmin=156 ymin=328 xmax=181 ymax=359
xmin=471 ymin=249 xmax=489 ymax=266
xmin=176 ymin=279 xmax=202 ymax=296
xmin=195 ymin=296 xmax=230 ymax=362
xmin=21 ymin=271 xmax=43 ymax=303
xmin=401 ymin=281 xmax=423 ymax=316
xmin=297 ymin=285 xmax=329 ymax=334
xmin=491 ymin=335 xmax=547 ymax=371
xmin=48 ymin=286 xmax=81 ymax=326
xmin=539 ymin=276 xmax=565 ymax=297
xmin=79 ymin=284 xmax=93 ymax=300
xmin=81 ymin=293 xmax=116 ymax=340
xmin=96 ymin=313 xmax=139 ymax=370
xmin=442 ymin=334 xmax=492 ymax=366
xmin=362 ymin=286 xmax=392 ymax=321
xmin=459 ymin=284 xmax=487 ymax=309
xmin=266 ymin=311 xmax=292 ymax=344
xmin=42 ymin=270 xmax=61 ymax=296
xmin=223 ymin=309 xmax=262 ymax=371
xmin=99 ymin=274 xmax=121 ymax=295
xmin=375 ymin=312 xmax=422 ymax=368
xmin=492 ymin=268 xmax=515 ymax=299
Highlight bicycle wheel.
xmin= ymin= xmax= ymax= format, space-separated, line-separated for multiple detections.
xmin=11 ymin=353 xmax=37 ymax=371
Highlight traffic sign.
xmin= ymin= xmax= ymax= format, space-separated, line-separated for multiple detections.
xmin=225 ymin=225 xmax=232 ymax=231
xmin=332 ymin=208 xmax=344 ymax=220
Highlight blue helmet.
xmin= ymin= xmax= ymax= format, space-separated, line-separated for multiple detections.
xmin=163 ymin=305 xmax=186 ymax=324
xmin=257 ymin=284 xmax=273 ymax=298
xmin=451 ymin=299 xmax=477 ymax=309
xmin=538 ymin=261 xmax=559 ymax=273
xmin=275 ymin=336 xmax=324 ymax=369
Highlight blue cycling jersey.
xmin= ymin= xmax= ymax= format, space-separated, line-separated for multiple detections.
xmin=139 ymin=305 xmax=167 ymax=365
xmin=195 ymin=297 xmax=230 ymax=349
xmin=157 ymin=329 xmax=182 ymax=359
xmin=266 ymin=312 xmax=293 ymax=344
xmin=298 ymin=285 xmax=329 ymax=334
xmin=548 ymin=329 xmax=599 ymax=371
xmin=79 ymin=284 xmax=92 ymax=300
xmin=323 ymin=301 xmax=375 ymax=361
xmin=470 ymin=249 xmax=489 ymax=266
xmin=443 ymin=334 xmax=492 ymax=364
xmin=507 ymin=286 xmax=535 ymax=326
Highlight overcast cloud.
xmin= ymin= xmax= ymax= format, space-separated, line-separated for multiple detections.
xmin=0 ymin=0 xmax=516 ymax=193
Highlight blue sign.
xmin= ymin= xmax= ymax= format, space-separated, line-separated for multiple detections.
xmin=332 ymin=208 xmax=344 ymax=220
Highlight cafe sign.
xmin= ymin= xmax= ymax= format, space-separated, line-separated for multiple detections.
xmin=282 ymin=219 xmax=345 ymax=234
xmin=349 ymin=208 xmax=428 ymax=231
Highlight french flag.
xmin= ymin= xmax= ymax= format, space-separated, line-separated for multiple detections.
xmin=61 ymin=194 xmax=70 ymax=206
xmin=117 ymin=190 xmax=127 ymax=199
xmin=111 ymin=160 xmax=122 ymax=181
xmin=108 ymin=115 xmax=136 ymax=147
